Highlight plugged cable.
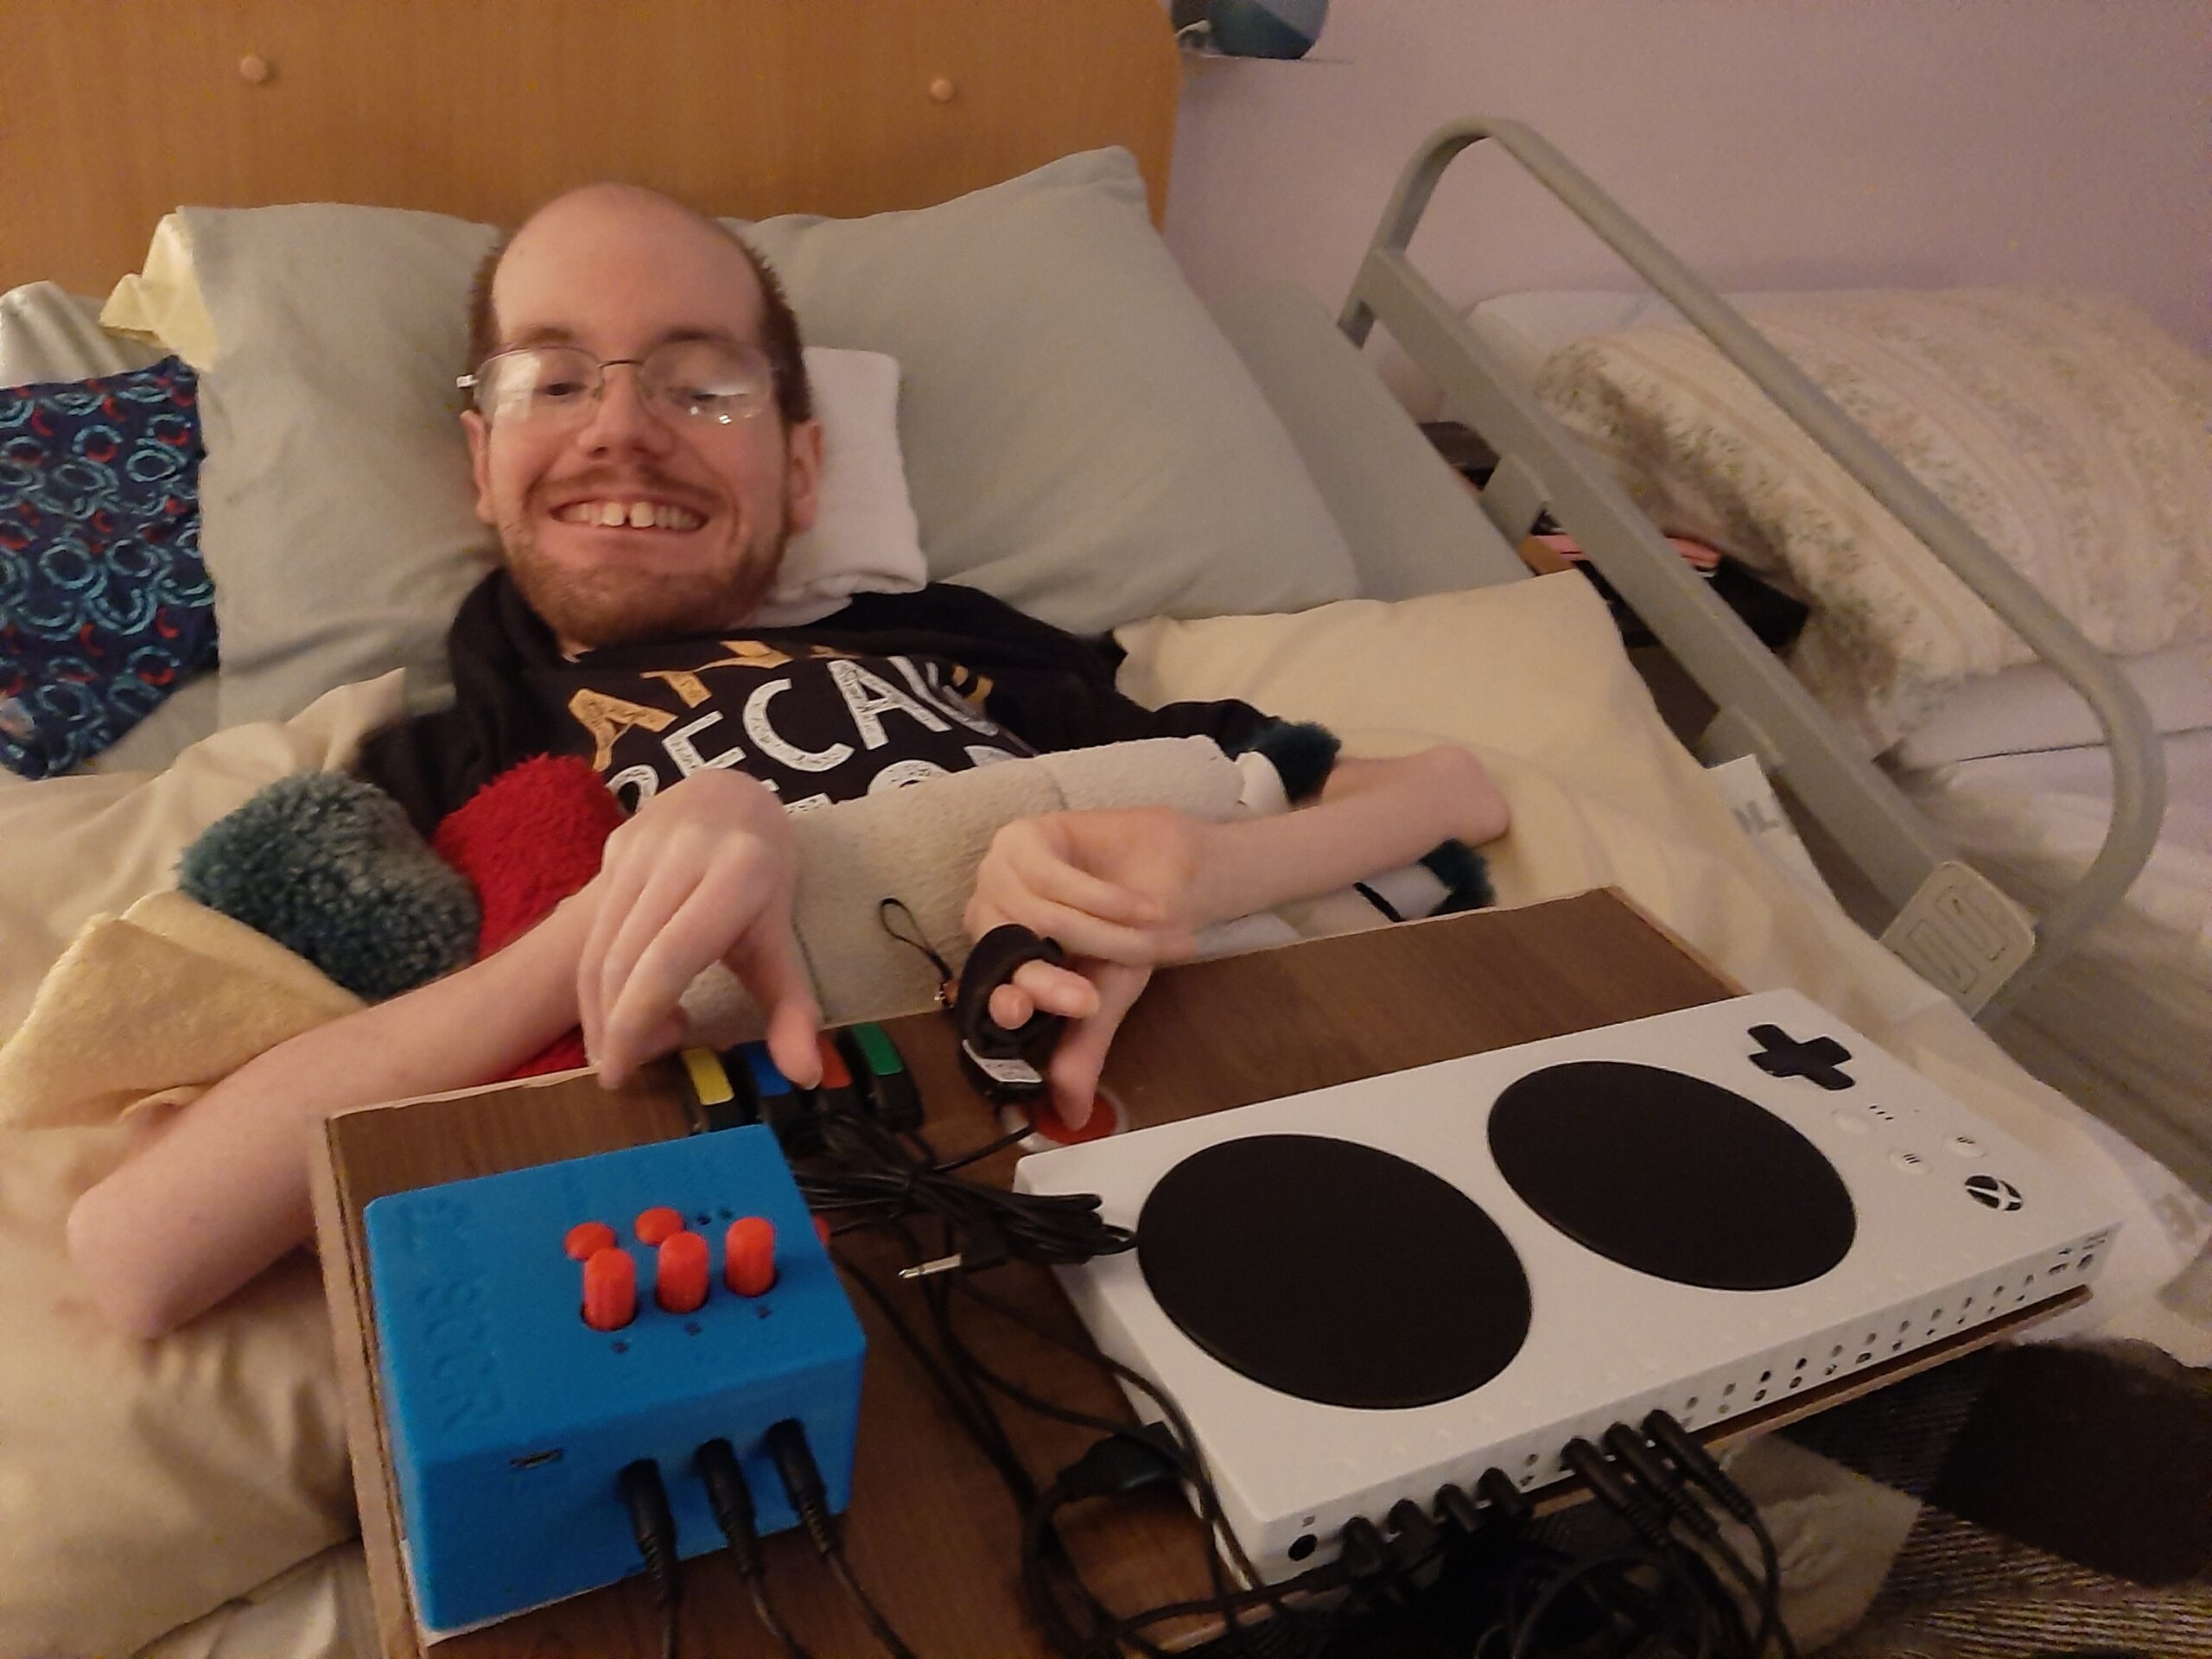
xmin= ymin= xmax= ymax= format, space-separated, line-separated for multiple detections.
xmin=833 ymin=1236 xmax=1166 ymax=1658
xmin=1643 ymin=1412 xmax=1798 ymax=1659
xmin=1605 ymin=1424 xmax=1765 ymax=1657
xmin=618 ymin=1459 xmax=683 ymax=1659
xmin=697 ymin=1438 xmax=814 ymax=1659
xmin=765 ymin=1419 xmax=920 ymax=1659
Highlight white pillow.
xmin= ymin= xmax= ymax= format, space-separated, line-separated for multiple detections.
xmin=1534 ymin=289 xmax=2212 ymax=750
xmin=756 ymin=346 xmax=924 ymax=626
xmin=1890 ymin=639 xmax=2212 ymax=771
xmin=0 ymin=281 xmax=162 ymax=385
xmin=734 ymin=148 xmax=1356 ymax=634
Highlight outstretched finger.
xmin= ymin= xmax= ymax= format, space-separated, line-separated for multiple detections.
xmin=1047 ymin=963 xmax=1151 ymax=1130
xmin=599 ymin=862 xmax=767 ymax=1084
xmin=726 ymin=904 xmax=823 ymax=1088
xmin=1006 ymin=959 xmax=1100 ymax=1023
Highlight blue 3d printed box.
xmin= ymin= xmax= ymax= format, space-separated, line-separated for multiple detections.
xmin=365 ymin=1126 xmax=866 ymax=1634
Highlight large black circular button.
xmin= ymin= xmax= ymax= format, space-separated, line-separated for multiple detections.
xmin=1138 ymin=1135 xmax=1532 ymax=1408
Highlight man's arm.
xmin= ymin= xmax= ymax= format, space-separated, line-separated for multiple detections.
xmin=70 ymin=768 xmax=823 ymax=1338
xmin=68 ymin=893 xmax=600 ymax=1338
xmin=967 ymin=744 xmax=1511 ymax=1121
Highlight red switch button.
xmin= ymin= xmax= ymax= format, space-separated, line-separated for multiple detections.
xmin=564 ymin=1220 xmax=616 ymax=1261
xmin=634 ymin=1205 xmax=684 ymax=1246
xmin=817 ymin=1034 xmax=853 ymax=1089
xmin=726 ymin=1217 xmax=778 ymax=1297
xmin=656 ymin=1230 xmax=711 ymax=1313
xmin=582 ymin=1246 xmax=636 ymax=1331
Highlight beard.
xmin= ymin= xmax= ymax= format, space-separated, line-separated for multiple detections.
xmin=497 ymin=475 xmax=790 ymax=652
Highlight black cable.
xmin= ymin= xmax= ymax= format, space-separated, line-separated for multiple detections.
xmin=1642 ymin=1413 xmax=1797 ymax=1659
xmin=1504 ymin=1547 xmax=1681 ymax=1659
xmin=765 ymin=1419 xmax=922 ymax=1659
xmin=618 ymin=1459 xmax=683 ymax=1659
xmin=832 ymin=1243 xmax=1037 ymax=1511
xmin=696 ymin=1437 xmax=814 ymax=1659
xmin=1567 ymin=1435 xmax=1749 ymax=1658
xmin=835 ymin=1236 xmax=1156 ymax=1658
xmin=786 ymin=1095 xmax=1133 ymax=1270
xmin=949 ymin=1273 xmax=1295 ymax=1630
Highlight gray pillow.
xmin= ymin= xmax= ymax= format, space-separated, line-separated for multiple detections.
xmin=175 ymin=148 xmax=1356 ymax=725
xmin=740 ymin=149 xmax=1357 ymax=633
xmin=187 ymin=207 xmax=499 ymax=727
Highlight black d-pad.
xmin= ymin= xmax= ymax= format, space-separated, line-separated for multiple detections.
xmin=1747 ymin=1024 xmax=1855 ymax=1090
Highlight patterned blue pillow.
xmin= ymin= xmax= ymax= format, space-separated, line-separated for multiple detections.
xmin=0 ymin=357 xmax=214 ymax=779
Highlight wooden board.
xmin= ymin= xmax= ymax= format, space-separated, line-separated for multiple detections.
xmin=315 ymin=892 xmax=1749 ymax=1655
xmin=0 ymin=0 xmax=1179 ymax=295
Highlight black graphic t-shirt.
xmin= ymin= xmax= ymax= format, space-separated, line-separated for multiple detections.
xmin=359 ymin=571 xmax=1275 ymax=835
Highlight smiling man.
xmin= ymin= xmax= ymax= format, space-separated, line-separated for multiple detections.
xmin=461 ymin=186 xmax=820 ymax=652
xmin=67 ymin=183 xmax=1511 ymax=1338
xmin=361 ymin=184 xmax=1265 ymax=826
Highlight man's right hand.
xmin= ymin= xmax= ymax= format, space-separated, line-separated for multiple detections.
xmin=578 ymin=769 xmax=823 ymax=1090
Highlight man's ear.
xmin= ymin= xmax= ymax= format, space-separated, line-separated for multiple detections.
xmin=461 ymin=410 xmax=497 ymax=526
xmin=783 ymin=417 xmax=824 ymax=537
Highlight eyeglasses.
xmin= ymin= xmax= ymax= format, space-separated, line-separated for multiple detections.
xmin=457 ymin=340 xmax=776 ymax=429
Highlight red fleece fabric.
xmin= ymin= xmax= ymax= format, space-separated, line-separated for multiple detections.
xmin=432 ymin=753 xmax=625 ymax=1078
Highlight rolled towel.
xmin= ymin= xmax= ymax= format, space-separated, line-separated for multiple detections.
xmin=175 ymin=772 xmax=478 ymax=1002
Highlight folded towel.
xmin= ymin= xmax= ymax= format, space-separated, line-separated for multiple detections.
xmin=0 ymin=889 xmax=361 ymax=1131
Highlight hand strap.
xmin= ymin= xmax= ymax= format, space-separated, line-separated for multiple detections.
xmin=955 ymin=925 xmax=1067 ymax=1103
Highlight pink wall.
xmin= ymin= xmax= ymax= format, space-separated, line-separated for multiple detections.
xmin=1163 ymin=0 xmax=2210 ymax=350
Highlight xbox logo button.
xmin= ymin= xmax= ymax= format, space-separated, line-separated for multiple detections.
xmin=1965 ymin=1174 xmax=2023 ymax=1212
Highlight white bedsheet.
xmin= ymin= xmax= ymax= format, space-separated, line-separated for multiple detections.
xmin=135 ymin=1544 xmax=372 ymax=1659
xmin=1897 ymin=730 xmax=2212 ymax=1230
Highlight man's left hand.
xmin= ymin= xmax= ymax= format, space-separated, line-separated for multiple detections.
xmin=965 ymin=807 xmax=1213 ymax=1127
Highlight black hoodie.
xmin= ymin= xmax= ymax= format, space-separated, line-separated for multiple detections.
xmin=356 ymin=570 xmax=1274 ymax=836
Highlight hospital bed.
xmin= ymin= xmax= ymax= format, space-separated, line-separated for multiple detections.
xmin=0 ymin=3 xmax=2204 ymax=1654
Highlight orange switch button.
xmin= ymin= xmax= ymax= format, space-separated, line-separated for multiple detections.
xmin=582 ymin=1247 xmax=636 ymax=1331
xmin=656 ymin=1230 xmax=711 ymax=1313
xmin=725 ymin=1217 xmax=778 ymax=1297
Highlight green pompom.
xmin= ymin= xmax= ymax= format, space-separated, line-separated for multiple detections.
xmin=177 ymin=772 xmax=480 ymax=1001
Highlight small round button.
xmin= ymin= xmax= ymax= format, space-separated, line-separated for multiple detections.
xmin=634 ymin=1205 xmax=684 ymax=1246
xmin=1946 ymin=1135 xmax=1983 ymax=1158
xmin=1890 ymin=1149 xmax=1929 ymax=1174
xmin=1830 ymin=1109 xmax=1869 ymax=1135
xmin=564 ymin=1220 xmax=616 ymax=1261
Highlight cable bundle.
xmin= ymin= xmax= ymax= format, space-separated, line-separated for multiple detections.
xmin=783 ymin=1095 xmax=1135 ymax=1272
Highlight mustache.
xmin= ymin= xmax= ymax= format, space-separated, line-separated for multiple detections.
xmin=532 ymin=469 xmax=715 ymax=512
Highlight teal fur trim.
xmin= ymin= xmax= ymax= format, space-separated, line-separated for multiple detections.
xmin=177 ymin=772 xmax=480 ymax=1001
xmin=1236 ymin=720 xmax=1340 ymax=802
xmin=1420 ymin=837 xmax=1496 ymax=912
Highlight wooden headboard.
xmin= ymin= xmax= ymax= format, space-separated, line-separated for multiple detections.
xmin=0 ymin=0 xmax=1180 ymax=296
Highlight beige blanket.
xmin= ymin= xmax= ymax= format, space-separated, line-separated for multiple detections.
xmin=3 ymin=575 xmax=2205 ymax=1656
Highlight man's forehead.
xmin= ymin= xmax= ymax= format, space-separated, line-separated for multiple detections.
xmin=491 ymin=188 xmax=766 ymax=348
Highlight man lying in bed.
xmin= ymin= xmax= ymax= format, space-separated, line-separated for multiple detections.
xmin=68 ymin=183 xmax=1510 ymax=1338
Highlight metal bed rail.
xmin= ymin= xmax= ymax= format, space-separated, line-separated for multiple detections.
xmin=1339 ymin=118 xmax=2166 ymax=1016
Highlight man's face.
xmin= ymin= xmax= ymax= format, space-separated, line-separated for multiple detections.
xmin=463 ymin=188 xmax=822 ymax=650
